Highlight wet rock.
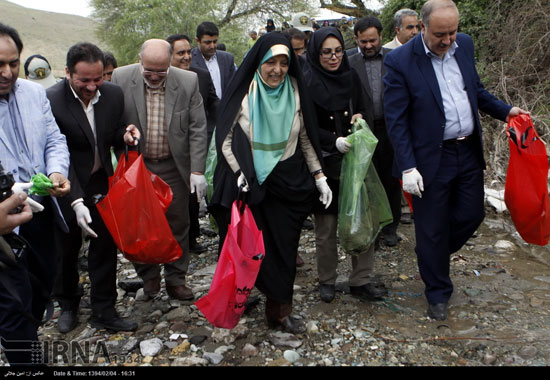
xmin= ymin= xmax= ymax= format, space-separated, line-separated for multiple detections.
xmin=211 ymin=328 xmax=234 ymax=344
xmin=214 ymin=345 xmax=235 ymax=355
xmin=139 ymin=338 xmax=163 ymax=357
xmin=242 ymin=343 xmax=258 ymax=357
xmin=530 ymin=297 xmax=543 ymax=307
xmin=203 ymin=352 xmax=224 ymax=365
xmin=494 ymin=240 xmax=515 ymax=250
xmin=171 ymin=356 xmax=209 ymax=366
xmin=166 ymin=306 xmax=191 ymax=322
xmin=306 ymin=321 xmax=319 ymax=334
xmin=189 ymin=335 xmax=208 ymax=345
xmin=518 ymin=346 xmax=538 ymax=360
xmin=283 ymin=349 xmax=300 ymax=363
xmin=483 ymin=352 xmax=497 ymax=365
xmin=148 ymin=310 xmax=163 ymax=321
xmin=121 ymin=337 xmax=139 ymax=354
xmin=268 ymin=331 xmax=303 ymax=348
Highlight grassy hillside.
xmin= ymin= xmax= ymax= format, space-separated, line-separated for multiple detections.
xmin=0 ymin=0 xmax=101 ymax=78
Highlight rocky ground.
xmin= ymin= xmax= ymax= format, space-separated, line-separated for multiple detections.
xmin=2 ymin=202 xmax=549 ymax=368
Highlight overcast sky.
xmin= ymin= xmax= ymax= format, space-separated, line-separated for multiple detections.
xmin=6 ymin=0 xmax=93 ymax=17
xmin=6 ymin=0 xmax=382 ymax=18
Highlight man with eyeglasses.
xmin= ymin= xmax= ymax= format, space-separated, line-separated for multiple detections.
xmin=349 ymin=16 xmax=403 ymax=251
xmin=383 ymin=9 xmax=420 ymax=49
xmin=111 ymin=39 xmax=208 ymax=302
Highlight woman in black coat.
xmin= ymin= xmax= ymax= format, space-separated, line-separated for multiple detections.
xmin=303 ymin=27 xmax=378 ymax=304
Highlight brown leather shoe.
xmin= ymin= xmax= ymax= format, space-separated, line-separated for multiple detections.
xmin=296 ymin=253 xmax=304 ymax=267
xmin=166 ymin=284 xmax=194 ymax=301
xmin=143 ymin=277 xmax=161 ymax=296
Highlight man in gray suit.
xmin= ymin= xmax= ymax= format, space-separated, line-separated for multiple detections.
xmin=191 ymin=21 xmax=236 ymax=100
xmin=348 ymin=17 xmax=402 ymax=248
xmin=111 ymin=39 xmax=207 ymax=301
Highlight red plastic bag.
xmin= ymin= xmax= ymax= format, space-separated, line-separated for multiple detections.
xmin=505 ymin=114 xmax=550 ymax=246
xmin=96 ymin=150 xmax=183 ymax=263
xmin=195 ymin=200 xmax=265 ymax=329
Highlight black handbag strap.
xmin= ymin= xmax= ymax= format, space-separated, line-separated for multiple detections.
xmin=124 ymin=138 xmax=141 ymax=161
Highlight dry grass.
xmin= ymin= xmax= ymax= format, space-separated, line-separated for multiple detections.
xmin=0 ymin=0 xmax=100 ymax=78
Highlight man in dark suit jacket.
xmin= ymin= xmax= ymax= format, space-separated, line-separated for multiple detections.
xmin=383 ymin=0 xmax=528 ymax=320
xmin=348 ymin=16 xmax=402 ymax=248
xmin=167 ymin=33 xmax=219 ymax=254
xmin=190 ymin=21 xmax=236 ymax=100
xmin=47 ymin=42 xmax=140 ymax=333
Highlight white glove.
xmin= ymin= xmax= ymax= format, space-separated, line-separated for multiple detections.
xmin=72 ymin=201 xmax=98 ymax=238
xmin=12 ymin=182 xmax=44 ymax=212
xmin=402 ymin=168 xmax=424 ymax=198
xmin=315 ymin=176 xmax=333 ymax=209
xmin=190 ymin=173 xmax=207 ymax=201
xmin=25 ymin=197 xmax=44 ymax=213
xmin=335 ymin=137 xmax=351 ymax=154
xmin=237 ymin=172 xmax=249 ymax=192
xmin=11 ymin=182 xmax=32 ymax=193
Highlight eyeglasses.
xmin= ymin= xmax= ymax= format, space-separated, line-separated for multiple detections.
xmin=320 ymin=47 xmax=344 ymax=59
xmin=141 ymin=65 xmax=170 ymax=77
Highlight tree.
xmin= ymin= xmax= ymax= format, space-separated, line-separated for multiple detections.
xmin=90 ymin=0 xmax=314 ymax=66
xmin=318 ymin=0 xmax=381 ymax=18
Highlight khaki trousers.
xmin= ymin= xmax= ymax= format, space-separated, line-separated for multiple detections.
xmin=314 ymin=213 xmax=374 ymax=287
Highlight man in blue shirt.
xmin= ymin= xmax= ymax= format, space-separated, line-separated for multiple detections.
xmin=383 ymin=0 xmax=528 ymax=320
xmin=0 ymin=22 xmax=70 ymax=365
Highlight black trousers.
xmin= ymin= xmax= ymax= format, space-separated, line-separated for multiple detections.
xmin=372 ymin=119 xmax=402 ymax=234
xmin=0 ymin=200 xmax=61 ymax=365
xmin=53 ymin=170 xmax=118 ymax=319
xmin=412 ymin=139 xmax=485 ymax=304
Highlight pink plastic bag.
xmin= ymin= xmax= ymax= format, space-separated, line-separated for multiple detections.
xmin=195 ymin=201 xmax=265 ymax=329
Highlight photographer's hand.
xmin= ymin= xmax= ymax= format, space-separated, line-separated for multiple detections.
xmin=0 ymin=193 xmax=33 ymax=235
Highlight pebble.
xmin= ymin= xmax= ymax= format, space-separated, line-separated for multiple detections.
xmin=268 ymin=332 xmax=303 ymax=348
xmin=35 ymin=213 xmax=549 ymax=367
xmin=139 ymin=338 xmax=163 ymax=357
xmin=242 ymin=343 xmax=258 ymax=357
xmin=203 ymin=352 xmax=224 ymax=365
xmin=518 ymin=346 xmax=537 ymax=359
xmin=171 ymin=356 xmax=209 ymax=366
xmin=283 ymin=350 xmax=300 ymax=363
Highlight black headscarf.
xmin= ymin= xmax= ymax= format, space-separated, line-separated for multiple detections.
xmin=212 ymin=32 xmax=323 ymax=208
xmin=303 ymin=27 xmax=352 ymax=111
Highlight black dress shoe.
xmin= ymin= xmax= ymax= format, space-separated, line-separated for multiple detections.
xmin=58 ymin=310 xmax=78 ymax=333
xmin=319 ymin=284 xmax=335 ymax=303
xmin=268 ymin=316 xmax=306 ymax=334
xmin=350 ymin=282 xmax=388 ymax=301
xmin=302 ymin=219 xmax=314 ymax=230
xmin=118 ymin=278 xmax=144 ymax=293
xmin=190 ymin=240 xmax=207 ymax=254
xmin=382 ymin=232 xmax=401 ymax=247
xmin=91 ymin=315 xmax=138 ymax=332
xmin=427 ymin=303 xmax=448 ymax=320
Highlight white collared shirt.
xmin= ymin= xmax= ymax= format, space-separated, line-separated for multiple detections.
xmin=421 ymin=32 xmax=474 ymax=140
xmin=203 ymin=52 xmax=223 ymax=99
xmin=69 ymin=84 xmax=103 ymax=173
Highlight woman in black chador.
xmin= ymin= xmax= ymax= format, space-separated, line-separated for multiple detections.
xmin=209 ymin=33 xmax=332 ymax=333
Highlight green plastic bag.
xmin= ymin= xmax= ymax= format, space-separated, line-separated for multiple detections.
xmin=204 ymin=134 xmax=219 ymax=232
xmin=338 ymin=118 xmax=393 ymax=255
xmin=205 ymin=135 xmax=217 ymax=202
xmin=29 ymin=173 xmax=54 ymax=196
